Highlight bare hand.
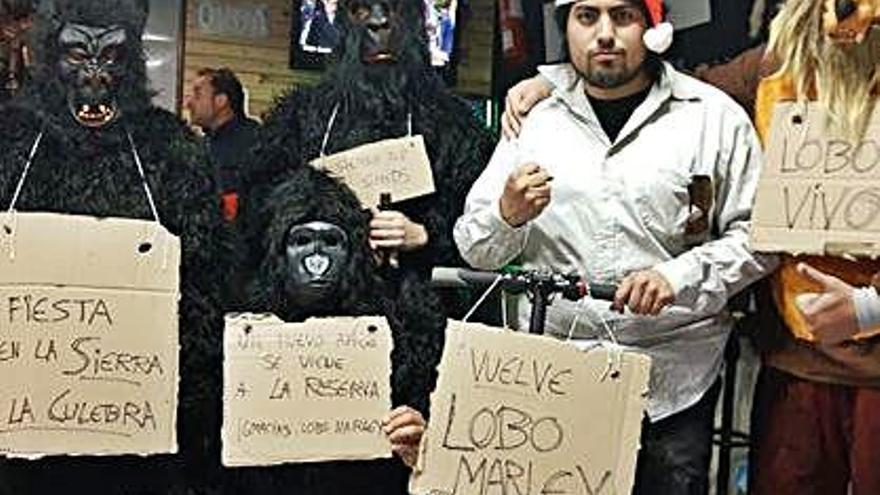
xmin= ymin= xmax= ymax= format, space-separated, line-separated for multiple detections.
xmin=499 ymin=163 xmax=552 ymax=227
xmin=795 ymin=263 xmax=858 ymax=344
xmin=502 ymin=76 xmax=553 ymax=140
xmin=383 ymin=406 xmax=426 ymax=468
xmin=612 ymin=269 xmax=674 ymax=315
xmin=369 ymin=210 xmax=428 ymax=253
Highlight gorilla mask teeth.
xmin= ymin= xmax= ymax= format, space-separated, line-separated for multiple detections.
xmin=74 ymin=102 xmax=118 ymax=128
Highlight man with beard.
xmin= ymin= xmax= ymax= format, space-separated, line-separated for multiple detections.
xmin=248 ymin=0 xmax=493 ymax=294
xmin=0 ymin=1 xmax=228 ymax=493
xmin=748 ymin=2 xmax=880 ymax=493
xmin=454 ymin=0 xmax=776 ymax=493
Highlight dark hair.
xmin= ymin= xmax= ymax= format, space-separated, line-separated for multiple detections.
xmin=554 ymin=1 xmax=662 ymax=82
xmin=197 ymin=67 xmax=247 ymax=117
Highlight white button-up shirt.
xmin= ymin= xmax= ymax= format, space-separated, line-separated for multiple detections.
xmin=454 ymin=62 xmax=777 ymax=420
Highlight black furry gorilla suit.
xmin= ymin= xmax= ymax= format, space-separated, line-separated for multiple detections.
xmin=0 ymin=1 xmax=229 ymax=493
xmin=248 ymin=0 xmax=494 ymax=281
xmin=231 ymin=166 xmax=446 ymax=494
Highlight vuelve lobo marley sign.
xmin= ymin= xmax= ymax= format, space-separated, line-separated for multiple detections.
xmin=410 ymin=321 xmax=651 ymax=495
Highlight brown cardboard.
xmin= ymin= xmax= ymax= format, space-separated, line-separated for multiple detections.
xmin=310 ymin=135 xmax=436 ymax=208
xmin=750 ymin=102 xmax=880 ymax=256
xmin=410 ymin=322 xmax=651 ymax=495
xmin=0 ymin=212 xmax=180 ymax=458
xmin=222 ymin=314 xmax=394 ymax=467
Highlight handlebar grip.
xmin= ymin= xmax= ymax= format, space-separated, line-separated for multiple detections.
xmin=588 ymin=283 xmax=618 ymax=301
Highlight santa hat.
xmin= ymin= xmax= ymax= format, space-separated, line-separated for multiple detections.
xmin=555 ymin=0 xmax=674 ymax=54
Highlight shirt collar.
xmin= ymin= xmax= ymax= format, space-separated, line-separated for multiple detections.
xmin=537 ymin=61 xmax=701 ymax=144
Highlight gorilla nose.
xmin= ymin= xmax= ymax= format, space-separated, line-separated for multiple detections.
xmin=836 ymin=0 xmax=857 ymax=20
xmin=303 ymin=253 xmax=331 ymax=277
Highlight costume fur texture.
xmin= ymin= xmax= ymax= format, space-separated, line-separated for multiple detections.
xmin=0 ymin=1 xmax=229 ymax=493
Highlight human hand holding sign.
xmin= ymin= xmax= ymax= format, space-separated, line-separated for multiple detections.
xmin=795 ymin=263 xmax=859 ymax=344
xmin=369 ymin=209 xmax=428 ymax=253
xmin=500 ymin=163 xmax=552 ymax=227
xmin=383 ymin=405 xmax=426 ymax=468
xmin=612 ymin=269 xmax=674 ymax=315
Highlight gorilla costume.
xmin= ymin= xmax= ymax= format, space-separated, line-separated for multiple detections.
xmin=0 ymin=1 xmax=228 ymax=493
xmin=232 ymin=165 xmax=446 ymax=495
xmin=248 ymin=0 xmax=493 ymax=285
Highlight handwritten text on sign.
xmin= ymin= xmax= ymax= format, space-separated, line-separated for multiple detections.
xmin=0 ymin=212 xmax=180 ymax=458
xmin=750 ymin=102 xmax=880 ymax=256
xmin=310 ymin=135 xmax=436 ymax=208
xmin=410 ymin=322 xmax=651 ymax=495
xmin=222 ymin=315 xmax=394 ymax=467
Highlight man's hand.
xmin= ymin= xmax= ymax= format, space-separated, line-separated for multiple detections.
xmin=795 ymin=263 xmax=858 ymax=344
xmin=502 ymin=76 xmax=553 ymax=140
xmin=369 ymin=210 xmax=428 ymax=253
xmin=612 ymin=269 xmax=674 ymax=315
xmin=499 ymin=163 xmax=552 ymax=227
xmin=383 ymin=406 xmax=426 ymax=469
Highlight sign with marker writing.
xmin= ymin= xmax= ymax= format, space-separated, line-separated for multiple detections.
xmin=310 ymin=135 xmax=436 ymax=208
xmin=410 ymin=322 xmax=651 ymax=495
xmin=0 ymin=212 xmax=180 ymax=458
xmin=222 ymin=314 xmax=394 ymax=467
xmin=751 ymin=102 xmax=880 ymax=256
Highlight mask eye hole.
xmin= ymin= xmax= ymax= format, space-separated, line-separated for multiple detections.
xmin=324 ymin=235 xmax=341 ymax=248
xmin=66 ymin=47 xmax=90 ymax=64
xmin=291 ymin=234 xmax=312 ymax=247
xmin=99 ymin=46 xmax=121 ymax=65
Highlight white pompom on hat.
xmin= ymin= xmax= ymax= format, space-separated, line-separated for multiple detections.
xmin=554 ymin=0 xmax=674 ymax=53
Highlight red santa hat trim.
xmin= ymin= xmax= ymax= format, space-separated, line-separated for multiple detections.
xmin=640 ymin=0 xmax=673 ymax=53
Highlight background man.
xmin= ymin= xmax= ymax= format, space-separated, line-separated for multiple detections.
xmin=454 ymin=0 xmax=776 ymax=492
xmin=186 ymin=67 xmax=260 ymax=221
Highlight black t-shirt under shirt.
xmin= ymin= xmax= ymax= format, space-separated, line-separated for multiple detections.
xmin=587 ymin=86 xmax=651 ymax=142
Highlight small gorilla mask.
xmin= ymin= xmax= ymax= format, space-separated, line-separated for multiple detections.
xmin=58 ymin=23 xmax=127 ymax=128
xmin=346 ymin=0 xmax=401 ymax=63
xmin=285 ymin=221 xmax=350 ymax=306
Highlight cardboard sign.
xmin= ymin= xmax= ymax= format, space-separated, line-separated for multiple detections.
xmin=222 ymin=314 xmax=394 ymax=467
xmin=751 ymin=102 xmax=880 ymax=256
xmin=410 ymin=322 xmax=651 ymax=495
xmin=310 ymin=135 xmax=436 ymax=208
xmin=0 ymin=212 xmax=180 ymax=458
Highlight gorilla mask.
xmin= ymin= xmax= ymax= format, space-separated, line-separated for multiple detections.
xmin=29 ymin=0 xmax=152 ymax=130
xmin=58 ymin=23 xmax=126 ymax=127
xmin=284 ymin=221 xmax=350 ymax=308
xmin=336 ymin=0 xmax=428 ymax=69
xmin=347 ymin=0 xmax=397 ymax=63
